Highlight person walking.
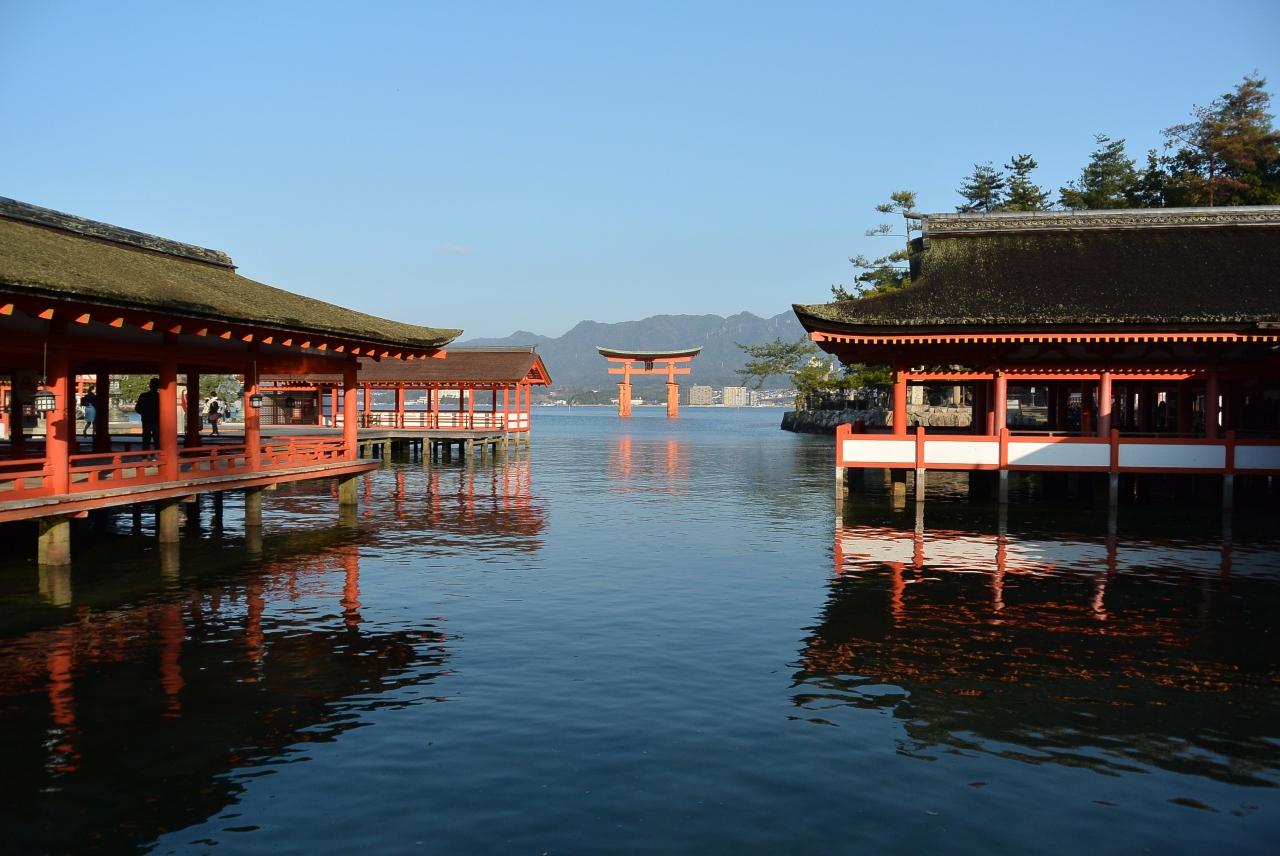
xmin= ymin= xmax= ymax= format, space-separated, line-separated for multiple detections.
xmin=80 ymin=385 xmax=97 ymax=437
xmin=206 ymin=397 xmax=221 ymax=437
xmin=136 ymin=379 xmax=160 ymax=449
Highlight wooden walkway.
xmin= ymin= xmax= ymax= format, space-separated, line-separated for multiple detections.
xmin=261 ymin=425 xmax=519 ymax=463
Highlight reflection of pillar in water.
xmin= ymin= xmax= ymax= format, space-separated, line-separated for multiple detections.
xmin=46 ymin=625 xmax=80 ymax=774
xmin=993 ymin=533 xmax=1006 ymax=613
xmin=38 ymin=563 xmax=74 ymax=607
xmin=245 ymin=577 xmax=265 ymax=674
xmin=160 ymin=542 xmax=181 ymax=584
xmin=159 ymin=603 xmax=185 ymax=717
xmin=889 ymin=562 xmax=905 ymax=620
xmin=340 ymin=545 xmax=362 ymax=631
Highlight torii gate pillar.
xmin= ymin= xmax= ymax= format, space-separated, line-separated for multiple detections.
xmin=597 ymin=346 xmax=702 ymax=419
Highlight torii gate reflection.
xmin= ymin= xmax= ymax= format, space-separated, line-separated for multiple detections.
xmin=597 ymin=346 xmax=702 ymax=418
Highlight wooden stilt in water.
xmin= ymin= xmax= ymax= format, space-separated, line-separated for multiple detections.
xmin=38 ymin=516 xmax=72 ymax=567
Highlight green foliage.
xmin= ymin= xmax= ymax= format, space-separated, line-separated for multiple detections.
xmin=1059 ymin=134 xmax=1139 ymax=208
xmin=956 ymin=162 xmax=1007 ymax=212
xmin=736 ymin=337 xmax=820 ymax=391
xmin=1162 ymin=75 xmax=1280 ymax=206
xmin=116 ymin=375 xmax=152 ymax=405
xmin=832 ymin=190 xmax=917 ymax=301
xmin=1003 ymin=154 xmax=1051 ymax=211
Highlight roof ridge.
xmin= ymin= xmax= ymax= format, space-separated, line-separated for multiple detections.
xmin=0 ymin=197 xmax=235 ymax=268
xmin=924 ymin=206 xmax=1280 ymax=238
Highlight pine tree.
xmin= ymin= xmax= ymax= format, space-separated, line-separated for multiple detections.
xmin=956 ymin=163 xmax=1007 ymax=212
xmin=1002 ymin=154 xmax=1051 ymax=211
xmin=832 ymin=190 xmax=918 ymax=300
xmin=1163 ymin=75 xmax=1280 ymax=206
xmin=1059 ymin=135 xmax=1139 ymax=209
xmin=1129 ymin=150 xmax=1170 ymax=208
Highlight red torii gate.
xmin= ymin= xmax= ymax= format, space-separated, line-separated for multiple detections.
xmin=597 ymin=346 xmax=701 ymax=418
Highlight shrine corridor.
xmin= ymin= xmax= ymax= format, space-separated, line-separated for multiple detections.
xmin=1 ymin=408 xmax=1278 ymax=853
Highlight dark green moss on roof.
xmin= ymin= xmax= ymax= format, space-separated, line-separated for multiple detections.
xmin=0 ymin=212 xmax=461 ymax=350
xmin=795 ymin=220 xmax=1280 ymax=334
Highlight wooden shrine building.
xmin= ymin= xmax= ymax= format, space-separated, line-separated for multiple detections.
xmin=793 ymin=206 xmax=1280 ymax=507
xmin=0 ymin=197 xmax=460 ymax=564
xmin=597 ymin=346 xmax=701 ymax=417
xmin=258 ymin=346 xmax=551 ymax=438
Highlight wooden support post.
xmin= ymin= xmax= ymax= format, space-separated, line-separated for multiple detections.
xmin=159 ymin=351 xmax=179 ymax=481
xmin=619 ymin=362 xmax=632 ymax=418
xmin=244 ymin=360 xmax=261 ymax=471
xmin=94 ymin=369 xmax=111 ymax=452
xmin=993 ymin=371 xmax=1007 ymax=433
xmin=891 ymin=469 xmax=908 ymax=499
xmin=343 ymin=363 xmax=359 ymax=460
xmin=1097 ymin=371 xmax=1113 ymax=437
xmin=244 ymin=486 xmax=264 ymax=528
xmin=892 ymin=364 xmax=907 ymax=436
xmin=666 ymin=360 xmax=679 ymax=418
xmin=157 ymin=499 xmax=182 ymax=544
xmin=362 ymin=383 xmax=372 ymax=427
xmin=47 ymin=341 xmax=72 ymax=495
xmin=38 ymin=562 xmax=73 ymax=605
xmin=1177 ymin=381 xmax=1193 ymax=435
xmin=338 ymin=473 xmax=359 ymax=507
xmin=1081 ymin=382 xmax=1094 ymax=435
xmin=38 ymin=516 xmax=72 ymax=566
xmin=185 ymin=372 xmax=202 ymax=446
xmin=1205 ymin=372 xmax=1220 ymax=439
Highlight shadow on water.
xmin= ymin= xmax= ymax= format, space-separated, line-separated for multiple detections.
xmin=795 ymin=497 xmax=1280 ymax=792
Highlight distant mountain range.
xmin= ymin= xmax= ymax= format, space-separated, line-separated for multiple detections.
xmin=457 ymin=311 xmax=807 ymax=391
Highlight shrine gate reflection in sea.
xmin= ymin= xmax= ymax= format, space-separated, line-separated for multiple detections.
xmin=1 ymin=408 xmax=1277 ymax=854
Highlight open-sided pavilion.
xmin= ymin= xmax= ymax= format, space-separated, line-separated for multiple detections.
xmin=793 ymin=206 xmax=1280 ymax=508
xmin=259 ymin=346 xmax=550 ymax=435
xmin=0 ymin=197 xmax=459 ymax=564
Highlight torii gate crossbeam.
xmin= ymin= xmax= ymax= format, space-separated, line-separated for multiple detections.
xmin=597 ymin=346 xmax=702 ymax=418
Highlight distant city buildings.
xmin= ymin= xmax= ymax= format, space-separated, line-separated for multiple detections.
xmin=722 ymin=386 xmax=749 ymax=407
xmin=689 ymin=385 xmax=714 ymax=406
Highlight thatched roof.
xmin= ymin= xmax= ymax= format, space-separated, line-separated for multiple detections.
xmin=794 ymin=206 xmax=1280 ymax=335
xmin=0 ymin=197 xmax=461 ymax=350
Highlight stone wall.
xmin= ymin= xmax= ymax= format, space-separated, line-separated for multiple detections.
xmin=781 ymin=405 xmax=972 ymax=435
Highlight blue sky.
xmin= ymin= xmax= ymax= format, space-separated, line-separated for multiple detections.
xmin=3 ymin=1 xmax=1277 ymax=338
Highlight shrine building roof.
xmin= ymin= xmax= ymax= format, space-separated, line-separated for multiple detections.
xmin=0 ymin=197 xmax=461 ymax=352
xmin=794 ymin=206 xmax=1280 ymax=336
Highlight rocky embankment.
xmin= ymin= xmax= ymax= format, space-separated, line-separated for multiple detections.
xmin=781 ymin=406 xmax=972 ymax=434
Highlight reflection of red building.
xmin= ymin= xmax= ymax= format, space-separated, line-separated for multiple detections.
xmin=794 ymin=207 xmax=1280 ymax=504
xmin=259 ymin=347 xmax=551 ymax=435
xmin=802 ymin=516 xmax=1280 ymax=783
xmin=0 ymin=198 xmax=458 ymax=563
xmin=0 ymin=534 xmax=449 ymax=853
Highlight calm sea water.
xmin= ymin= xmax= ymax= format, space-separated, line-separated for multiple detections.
xmin=1 ymin=407 xmax=1278 ymax=853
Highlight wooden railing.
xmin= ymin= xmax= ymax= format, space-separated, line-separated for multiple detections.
xmin=836 ymin=424 xmax=1280 ymax=475
xmin=359 ymin=411 xmax=515 ymax=430
xmin=0 ymin=436 xmax=354 ymax=502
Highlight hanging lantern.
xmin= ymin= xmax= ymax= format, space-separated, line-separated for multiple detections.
xmin=33 ymin=389 xmax=57 ymax=413
xmin=285 ymin=395 xmax=296 ymax=409
xmin=249 ymin=392 xmax=264 ymax=409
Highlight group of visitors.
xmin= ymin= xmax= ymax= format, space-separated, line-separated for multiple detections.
xmin=128 ymin=381 xmax=236 ymax=449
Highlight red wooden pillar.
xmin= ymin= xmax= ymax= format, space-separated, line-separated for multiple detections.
xmin=1205 ymin=372 xmax=1220 ymax=439
xmin=184 ymin=372 xmax=202 ymax=446
xmin=666 ymin=360 xmax=679 ymax=418
xmin=993 ymin=371 xmax=1007 ymax=433
xmin=330 ymin=385 xmax=339 ymax=428
xmin=1177 ymin=381 xmax=1193 ymax=434
xmin=158 ymin=352 xmax=179 ymax=481
xmin=243 ymin=360 xmax=261 ymax=471
xmin=490 ymin=385 xmax=498 ymax=427
xmin=891 ymin=363 xmax=907 ymax=436
xmin=1097 ymin=371 xmax=1113 ymax=437
xmin=94 ymin=369 xmax=111 ymax=452
xmin=502 ymin=387 xmax=510 ymax=430
xmin=362 ymin=383 xmax=371 ymax=427
xmin=395 ymin=383 xmax=405 ymax=429
xmin=1081 ymin=382 xmax=1094 ymax=435
xmin=618 ymin=361 xmax=632 ymax=418
xmin=342 ymin=363 xmax=358 ymax=460
xmin=47 ymin=343 xmax=72 ymax=494
xmin=466 ymin=385 xmax=475 ymax=429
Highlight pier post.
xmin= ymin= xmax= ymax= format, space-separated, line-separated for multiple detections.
xmin=337 ymin=474 xmax=359 ymax=508
xmin=38 ymin=516 xmax=73 ymax=567
xmin=891 ymin=469 xmax=908 ymax=500
xmin=1223 ymin=474 xmax=1234 ymax=512
xmin=157 ymin=499 xmax=183 ymax=544
xmin=836 ymin=466 xmax=848 ymax=502
xmin=38 ymin=563 xmax=73 ymax=606
xmin=244 ymin=487 xmax=264 ymax=528
xmin=998 ymin=470 xmax=1009 ymax=505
